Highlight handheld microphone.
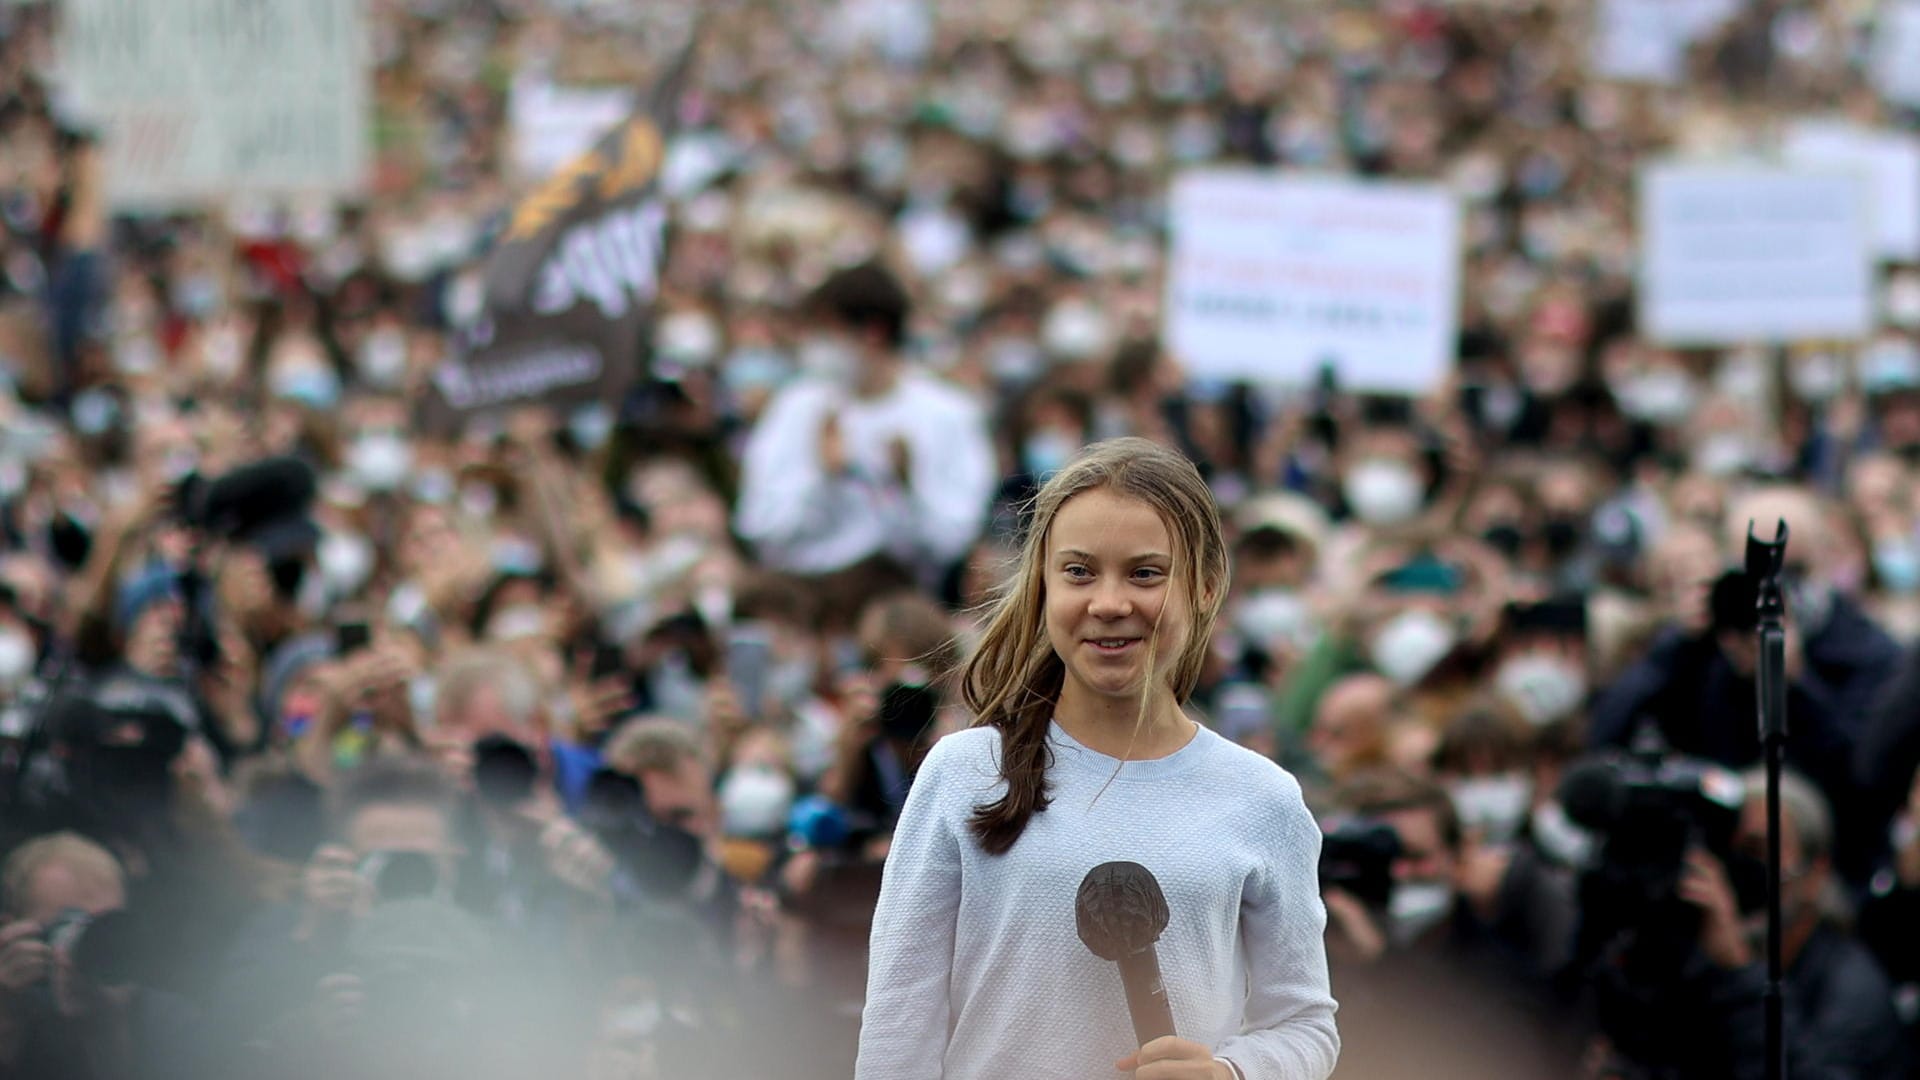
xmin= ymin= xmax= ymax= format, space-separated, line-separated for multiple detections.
xmin=1075 ymin=860 xmax=1176 ymax=1045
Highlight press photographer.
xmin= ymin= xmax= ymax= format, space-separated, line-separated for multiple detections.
xmin=1566 ymin=751 xmax=1907 ymax=1078
xmin=0 ymin=832 xmax=208 ymax=1080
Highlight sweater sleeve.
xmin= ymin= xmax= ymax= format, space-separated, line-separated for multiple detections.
xmin=1214 ymin=778 xmax=1341 ymax=1080
xmin=855 ymin=737 xmax=965 ymax=1079
xmin=901 ymin=397 xmax=996 ymax=568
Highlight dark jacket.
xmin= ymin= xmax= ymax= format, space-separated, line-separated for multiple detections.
xmin=1589 ymin=630 xmax=1855 ymax=801
xmin=1600 ymin=924 xmax=1908 ymax=1080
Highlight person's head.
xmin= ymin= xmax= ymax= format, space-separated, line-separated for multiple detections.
xmin=855 ymin=590 xmax=962 ymax=690
xmin=1308 ymin=674 xmax=1395 ymax=781
xmin=1433 ymin=704 xmax=1535 ymax=842
xmin=432 ymin=649 xmax=546 ymax=747
xmin=1339 ymin=769 xmax=1463 ymax=888
xmin=2 ymin=831 xmax=127 ymax=926
xmin=1 ymin=832 xmax=130 ymax=1017
xmin=1233 ymin=493 xmax=1328 ymax=591
xmin=602 ymin=717 xmax=717 ymax=840
xmin=800 ymin=261 xmax=910 ymax=397
xmin=329 ymin=758 xmax=463 ymax=907
xmin=961 ymin=437 xmax=1228 ymax=854
xmin=331 ymin=758 xmax=463 ymax=864
xmin=1732 ymin=767 xmax=1836 ymax=936
xmin=118 ymin=568 xmax=185 ymax=679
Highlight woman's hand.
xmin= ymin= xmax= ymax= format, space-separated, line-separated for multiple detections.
xmin=1115 ymin=1036 xmax=1234 ymax=1078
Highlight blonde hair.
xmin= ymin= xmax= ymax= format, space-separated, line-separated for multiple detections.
xmin=2 ymin=832 xmax=124 ymax=918
xmin=961 ymin=437 xmax=1228 ymax=855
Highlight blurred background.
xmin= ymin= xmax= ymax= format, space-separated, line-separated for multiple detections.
xmin=0 ymin=0 xmax=1918 ymax=1077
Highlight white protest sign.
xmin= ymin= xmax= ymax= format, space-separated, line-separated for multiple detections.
xmin=508 ymin=77 xmax=637 ymax=184
xmin=1784 ymin=120 xmax=1920 ymax=262
xmin=55 ymin=0 xmax=370 ymax=210
xmin=1638 ymin=164 xmax=1874 ymax=345
xmin=1874 ymin=1 xmax=1920 ymax=109
xmin=1165 ymin=171 xmax=1461 ymax=395
xmin=1590 ymin=0 xmax=1740 ymax=84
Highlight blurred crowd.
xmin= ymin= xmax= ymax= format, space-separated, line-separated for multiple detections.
xmin=1 ymin=0 xmax=1919 ymax=1077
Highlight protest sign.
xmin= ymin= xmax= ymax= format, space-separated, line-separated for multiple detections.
xmin=1164 ymin=170 xmax=1460 ymax=395
xmin=1638 ymin=164 xmax=1874 ymax=345
xmin=55 ymin=0 xmax=370 ymax=209
xmin=1783 ymin=120 xmax=1920 ymax=262
xmin=1874 ymin=1 xmax=1920 ymax=109
xmin=1589 ymin=0 xmax=1739 ymax=84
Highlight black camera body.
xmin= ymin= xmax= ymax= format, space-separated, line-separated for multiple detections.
xmin=1318 ymin=818 xmax=1403 ymax=910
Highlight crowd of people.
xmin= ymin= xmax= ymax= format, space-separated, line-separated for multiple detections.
xmin=0 ymin=0 xmax=1919 ymax=1076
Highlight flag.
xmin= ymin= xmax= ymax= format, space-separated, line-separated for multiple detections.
xmin=421 ymin=30 xmax=698 ymax=433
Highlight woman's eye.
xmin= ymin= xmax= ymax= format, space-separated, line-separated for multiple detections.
xmin=1132 ymin=567 xmax=1165 ymax=582
xmin=1064 ymin=565 xmax=1092 ymax=580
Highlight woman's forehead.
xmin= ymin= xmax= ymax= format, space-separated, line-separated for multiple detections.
xmin=1047 ymin=488 xmax=1174 ymax=553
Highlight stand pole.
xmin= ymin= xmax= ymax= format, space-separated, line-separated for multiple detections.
xmin=1748 ymin=520 xmax=1790 ymax=1080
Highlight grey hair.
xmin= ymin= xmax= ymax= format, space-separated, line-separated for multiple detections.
xmin=1741 ymin=766 xmax=1850 ymax=924
xmin=1740 ymin=767 xmax=1831 ymax=864
xmin=434 ymin=648 xmax=542 ymax=731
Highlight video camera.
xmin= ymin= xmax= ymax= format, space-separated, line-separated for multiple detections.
xmin=1558 ymin=732 xmax=1753 ymax=1053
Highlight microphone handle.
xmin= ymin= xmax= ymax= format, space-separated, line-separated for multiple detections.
xmin=1117 ymin=946 xmax=1176 ymax=1045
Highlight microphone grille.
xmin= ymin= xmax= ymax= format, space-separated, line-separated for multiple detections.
xmin=1074 ymin=861 xmax=1170 ymax=961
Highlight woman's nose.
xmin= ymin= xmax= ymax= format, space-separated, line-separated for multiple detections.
xmin=1088 ymin=580 xmax=1133 ymax=618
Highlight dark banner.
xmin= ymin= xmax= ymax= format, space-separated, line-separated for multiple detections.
xmin=421 ymin=38 xmax=694 ymax=434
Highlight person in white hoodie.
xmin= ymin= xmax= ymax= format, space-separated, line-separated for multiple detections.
xmin=733 ymin=262 xmax=996 ymax=604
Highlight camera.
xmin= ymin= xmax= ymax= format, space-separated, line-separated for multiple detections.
xmin=359 ymin=850 xmax=449 ymax=904
xmin=1318 ymin=818 xmax=1403 ymax=909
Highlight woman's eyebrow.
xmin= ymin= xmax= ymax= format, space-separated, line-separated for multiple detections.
xmin=1055 ymin=549 xmax=1171 ymax=563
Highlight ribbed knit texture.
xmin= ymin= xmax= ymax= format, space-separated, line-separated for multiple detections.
xmin=856 ymin=721 xmax=1340 ymax=1080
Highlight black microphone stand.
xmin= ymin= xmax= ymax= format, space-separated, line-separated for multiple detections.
xmin=1746 ymin=520 xmax=1789 ymax=1080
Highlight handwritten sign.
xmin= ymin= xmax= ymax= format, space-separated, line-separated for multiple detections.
xmin=1164 ymin=170 xmax=1461 ymax=395
xmin=1783 ymin=120 xmax=1920 ymax=262
xmin=1638 ymin=164 xmax=1874 ymax=345
xmin=56 ymin=0 xmax=370 ymax=209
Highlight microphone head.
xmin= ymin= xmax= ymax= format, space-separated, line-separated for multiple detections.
xmin=1075 ymin=861 xmax=1170 ymax=962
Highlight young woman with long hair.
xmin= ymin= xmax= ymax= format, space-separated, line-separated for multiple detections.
xmin=856 ymin=437 xmax=1339 ymax=1080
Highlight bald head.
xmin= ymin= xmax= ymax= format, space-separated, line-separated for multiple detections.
xmin=1309 ymin=674 xmax=1396 ymax=781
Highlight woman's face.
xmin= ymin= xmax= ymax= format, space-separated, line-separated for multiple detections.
xmin=1043 ymin=488 xmax=1193 ymax=704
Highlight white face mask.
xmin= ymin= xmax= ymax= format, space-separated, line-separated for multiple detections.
xmin=0 ymin=628 xmax=35 ymax=691
xmin=1449 ymin=774 xmax=1533 ymax=844
xmin=1235 ymin=589 xmax=1315 ymax=653
xmin=718 ymin=765 xmax=796 ymax=838
xmin=317 ymin=530 xmax=376 ymax=598
xmin=1788 ymin=354 xmax=1843 ymax=403
xmin=1611 ymin=368 xmax=1698 ymax=424
xmin=358 ymin=328 xmax=410 ymax=388
xmin=1368 ymin=609 xmax=1457 ymax=687
xmin=488 ymin=604 xmax=548 ymax=643
xmin=1494 ymin=653 xmax=1588 ymax=727
xmin=798 ymin=336 xmax=859 ymax=385
xmin=1343 ymin=460 xmax=1424 ymax=526
xmin=1387 ymin=880 xmax=1454 ymax=946
xmin=348 ymin=432 xmax=415 ymax=492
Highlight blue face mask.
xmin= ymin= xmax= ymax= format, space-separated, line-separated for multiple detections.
xmin=1875 ymin=541 xmax=1920 ymax=594
xmin=272 ymin=367 xmax=341 ymax=410
xmin=1021 ymin=430 xmax=1079 ymax=481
